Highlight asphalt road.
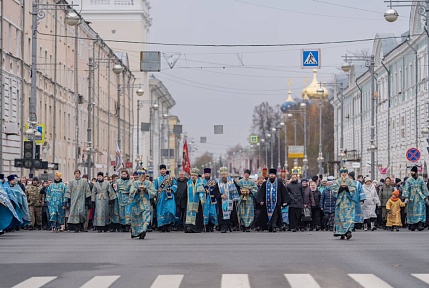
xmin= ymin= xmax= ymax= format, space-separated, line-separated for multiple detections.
xmin=1 ymin=229 xmax=429 ymax=288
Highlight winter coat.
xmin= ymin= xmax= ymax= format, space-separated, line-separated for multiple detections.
xmin=311 ymin=188 xmax=321 ymax=208
xmin=361 ymin=184 xmax=380 ymax=219
xmin=379 ymin=184 xmax=394 ymax=207
xmin=386 ymin=198 xmax=405 ymax=227
xmin=286 ymin=181 xmax=304 ymax=208
xmin=320 ymin=188 xmax=336 ymax=213
xmin=303 ymin=187 xmax=316 ymax=207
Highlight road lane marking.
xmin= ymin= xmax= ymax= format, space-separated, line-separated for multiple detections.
xmin=80 ymin=276 xmax=120 ymax=288
xmin=284 ymin=274 xmax=320 ymax=288
xmin=150 ymin=275 xmax=184 ymax=288
xmin=412 ymin=274 xmax=429 ymax=284
xmin=348 ymin=274 xmax=393 ymax=288
xmin=12 ymin=277 xmax=57 ymax=288
xmin=221 ymin=274 xmax=251 ymax=288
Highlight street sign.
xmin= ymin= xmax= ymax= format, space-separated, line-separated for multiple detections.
xmin=125 ymin=162 xmax=133 ymax=168
xmin=140 ymin=51 xmax=161 ymax=72
xmin=249 ymin=135 xmax=258 ymax=144
xmin=288 ymin=146 xmax=305 ymax=158
xmin=352 ymin=162 xmax=361 ymax=169
xmin=214 ymin=125 xmax=223 ymax=134
xmin=301 ymin=49 xmax=321 ymax=69
xmin=406 ymin=147 xmax=420 ymax=162
xmin=24 ymin=123 xmax=45 ymax=144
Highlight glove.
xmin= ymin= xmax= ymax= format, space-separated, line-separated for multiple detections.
xmin=91 ymin=201 xmax=95 ymax=209
xmin=404 ymin=199 xmax=409 ymax=205
xmin=425 ymin=198 xmax=429 ymax=206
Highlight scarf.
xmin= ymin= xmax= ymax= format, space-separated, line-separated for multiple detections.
xmin=390 ymin=196 xmax=399 ymax=202
xmin=266 ymin=179 xmax=277 ymax=221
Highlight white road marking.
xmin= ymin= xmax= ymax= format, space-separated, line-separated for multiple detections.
xmin=12 ymin=277 xmax=57 ymax=288
xmin=412 ymin=274 xmax=429 ymax=284
xmin=284 ymin=274 xmax=320 ymax=288
xmin=150 ymin=275 xmax=184 ymax=288
xmin=80 ymin=276 xmax=120 ymax=288
xmin=221 ymin=274 xmax=251 ymax=288
xmin=348 ymin=274 xmax=393 ymax=288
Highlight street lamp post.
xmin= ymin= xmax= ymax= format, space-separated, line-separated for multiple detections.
xmin=135 ymin=88 xmax=145 ymax=156
xmin=261 ymin=138 xmax=267 ymax=167
xmin=113 ymin=64 xmax=123 ymax=165
xmin=28 ymin=2 xmax=79 ymax=176
xmin=271 ymin=128 xmax=276 ymax=169
xmin=300 ymin=102 xmax=308 ymax=178
xmin=292 ymin=118 xmax=298 ymax=167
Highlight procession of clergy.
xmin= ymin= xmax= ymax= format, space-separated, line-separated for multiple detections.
xmin=1 ymin=163 xmax=428 ymax=241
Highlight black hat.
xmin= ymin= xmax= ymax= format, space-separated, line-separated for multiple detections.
xmin=0 ymin=174 xmax=4 ymax=180
xmin=395 ymin=178 xmax=401 ymax=184
xmin=348 ymin=171 xmax=355 ymax=179
xmin=32 ymin=177 xmax=39 ymax=182
xmin=411 ymin=166 xmax=418 ymax=173
xmin=132 ymin=171 xmax=138 ymax=176
xmin=244 ymin=169 xmax=251 ymax=175
xmin=203 ymin=168 xmax=211 ymax=174
xmin=7 ymin=175 xmax=15 ymax=182
xmin=311 ymin=175 xmax=318 ymax=182
xmin=82 ymin=174 xmax=89 ymax=179
xmin=404 ymin=176 xmax=409 ymax=182
xmin=268 ymin=168 xmax=277 ymax=175
xmin=159 ymin=164 xmax=167 ymax=170
xmin=301 ymin=178 xmax=308 ymax=183
xmin=98 ymin=172 xmax=104 ymax=177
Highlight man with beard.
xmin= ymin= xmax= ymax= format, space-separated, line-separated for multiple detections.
xmin=92 ymin=172 xmax=117 ymax=232
xmin=256 ymin=168 xmax=289 ymax=232
xmin=45 ymin=172 xmax=67 ymax=232
xmin=154 ymin=164 xmax=178 ymax=232
xmin=115 ymin=170 xmax=133 ymax=232
xmin=109 ymin=174 xmax=120 ymax=232
xmin=238 ymin=169 xmax=258 ymax=232
xmin=184 ymin=168 xmax=206 ymax=233
xmin=175 ymin=170 xmax=188 ymax=231
xmin=213 ymin=167 xmax=241 ymax=233
xmin=332 ymin=167 xmax=356 ymax=240
xmin=202 ymin=168 xmax=218 ymax=232
xmin=287 ymin=174 xmax=305 ymax=232
xmin=129 ymin=169 xmax=155 ymax=239
xmin=64 ymin=170 xmax=91 ymax=233
xmin=403 ymin=166 xmax=429 ymax=231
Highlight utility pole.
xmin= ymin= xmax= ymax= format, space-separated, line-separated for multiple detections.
xmin=87 ymin=57 xmax=94 ymax=180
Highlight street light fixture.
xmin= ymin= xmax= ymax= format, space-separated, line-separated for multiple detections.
xmin=152 ymin=103 xmax=159 ymax=110
xmin=384 ymin=8 xmax=399 ymax=22
xmin=136 ymin=88 xmax=144 ymax=97
xmin=65 ymin=11 xmax=80 ymax=26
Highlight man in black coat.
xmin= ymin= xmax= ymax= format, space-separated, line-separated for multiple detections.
xmin=256 ymin=168 xmax=289 ymax=232
xmin=287 ymin=173 xmax=305 ymax=232
xmin=175 ymin=170 xmax=188 ymax=231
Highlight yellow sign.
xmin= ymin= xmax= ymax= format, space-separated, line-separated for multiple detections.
xmin=25 ymin=123 xmax=45 ymax=144
xmin=288 ymin=145 xmax=305 ymax=158
xmin=250 ymin=135 xmax=259 ymax=144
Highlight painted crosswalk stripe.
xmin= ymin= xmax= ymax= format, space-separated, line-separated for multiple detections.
xmin=284 ymin=274 xmax=320 ymax=288
xmin=150 ymin=275 xmax=184 ymax=288
xmin=80 ymin=276 xmax=120 ymax=288
xmin=412 ymin=274 xmax=429 ymax=284
xmin=12 ymin=277 xmax=57 ymax=288
xmin=348 ymin=274 xmax=393 ymax=288
xmin=221 ymin=274 xmax=251 ymax=288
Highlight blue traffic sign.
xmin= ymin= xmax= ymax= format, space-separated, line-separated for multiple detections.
xmin=302 ymin=49 xmax=321 ymax=68
xmin=406 ymin=147 xmax=420 ymax=162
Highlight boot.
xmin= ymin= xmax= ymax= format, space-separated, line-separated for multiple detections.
xmin=370 ymin=222 xmax=375 ymax=231
xmin=363 ymin=223 xmax=368 ymax=231
xmin=418 ymin=222 xmax=425 ymax=231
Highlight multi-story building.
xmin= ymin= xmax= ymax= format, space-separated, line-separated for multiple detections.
xmin=0 ymin=0 xmax=135 ymax=179
xmin=80 ymin=0 xmax=180 ymax=178
xmin=331 ymin=5 xmax=429 ymax=180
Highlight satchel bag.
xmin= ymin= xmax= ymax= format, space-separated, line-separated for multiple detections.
xmin=302 ymin=207 xmax=312 ymax=222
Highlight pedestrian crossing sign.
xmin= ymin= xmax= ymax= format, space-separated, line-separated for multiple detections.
xmin=249 ymin=135 xmax=258 ymax=144
xmin=302 ymin=49 xmax=321 ymax=68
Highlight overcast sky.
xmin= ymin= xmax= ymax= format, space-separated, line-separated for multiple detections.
xmin=149 ymin=0 xmax=409 ymax=159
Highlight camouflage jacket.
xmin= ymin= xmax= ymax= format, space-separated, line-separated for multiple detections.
xmin=25 ymin=184 xmax=43 ymax=206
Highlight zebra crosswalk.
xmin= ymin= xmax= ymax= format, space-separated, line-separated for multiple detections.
xmin=9 ymin=273 xmax=429 ymax=288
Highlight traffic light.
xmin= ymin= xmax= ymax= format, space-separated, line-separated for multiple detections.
xmin=23 ymin=141 xmax=34 ymax=168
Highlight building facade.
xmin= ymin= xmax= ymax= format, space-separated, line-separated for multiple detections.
xmin=0 ymin=0 xmax=134 ymax=179
xmin=332 ymin=4 xmax=429 ymax=180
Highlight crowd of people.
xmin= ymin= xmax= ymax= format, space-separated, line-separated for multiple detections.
xmin=1 ymin=164 xmax=428 ymax=240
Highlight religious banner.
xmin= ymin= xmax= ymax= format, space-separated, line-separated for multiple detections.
xmin=182 ymin=139 xmax=191 ymax=175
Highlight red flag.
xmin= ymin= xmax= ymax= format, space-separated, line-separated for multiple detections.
xmin=182 ymin=139 xmax=191 ymax=175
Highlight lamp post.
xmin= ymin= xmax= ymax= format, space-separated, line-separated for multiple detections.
xmin=29 ymin=2 xmax=78 ymax=176
xmin=300 ymin=102 xmax=308 ymax=178
xmin=271 ymin=128 xmax=276 ymax=168
xmin=316 ymin=86 xmax=326 ymax=177
xmin=341 ymin=55 xmax=376 ymax=179
xmin=135 ymin=87 xmax=145 ymax=157
xmin=261 ymin=138 xmax=267 ymax=167
xmin=279 ymin=122 xmax=284 ymax=170
xmin=292 ymin=118 xmax=298 ymax=167
xmin=113 ymin=64 xmax=123 ymax=167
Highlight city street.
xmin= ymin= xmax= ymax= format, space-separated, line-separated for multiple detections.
xmin=1 ymin=229 xmax=429 ymax=288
